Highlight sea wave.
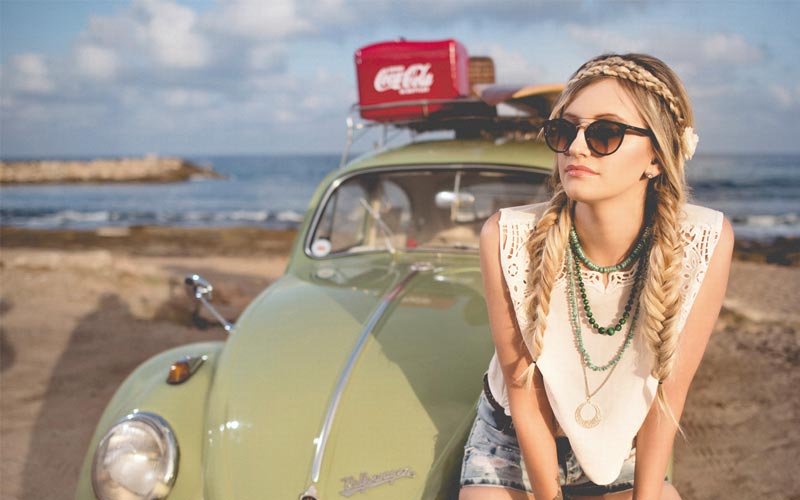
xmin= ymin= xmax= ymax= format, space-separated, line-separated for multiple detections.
xmin=3 ymin=206 xmax=799 ymax=240
xmin=0 ymin=208 xmax=304 ymax=230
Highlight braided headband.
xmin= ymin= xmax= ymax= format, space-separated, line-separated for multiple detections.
xmin=567 ymin=56 xmax=699 ymax=160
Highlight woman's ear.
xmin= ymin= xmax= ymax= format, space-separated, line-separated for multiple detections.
xmin=646 ymin=157 xmax=663 ymax=178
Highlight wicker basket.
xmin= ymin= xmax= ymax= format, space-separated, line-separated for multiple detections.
xmin=468 ymin=57 xmax=495 ymax=95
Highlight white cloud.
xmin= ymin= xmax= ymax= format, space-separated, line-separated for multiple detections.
xmin=135 ymin=0 xmax=210 ymax=69
xmin=6 ymin=53 xmax=55 ymax=94
xmin=207 ymin=0 xmax=313 ymax=40
xmin=274 ymin=109 xmax=299 ymax=123
xmin=74 ymin=44 xmax=119 ymax=81
xmin=473 ymin=44 xmax=544 ymax=84
xmin=299 ymin=68 xmax=351 ymax=112
xmin=701 ymin=33 xmax=762 ymax=65
xmin=248 ymin=44 xmax=288 ymax=71
xmin=563 ymin=25 xmax=762 ymax=69
xmin=768 ymin=83 xmax=800 ymax=109
xmin=158 ymin=88 xmax=216 ymax=108
xmin=565 ymin=25 xmax=645 ymax=54
xmin=688 ymin=83 xmax=739 ymax=99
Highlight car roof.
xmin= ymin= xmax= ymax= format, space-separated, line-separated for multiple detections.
xmin=342 ymin=138 xmax=555 ymax=173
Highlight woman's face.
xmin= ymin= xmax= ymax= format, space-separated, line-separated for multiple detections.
xmin=557 ymin=78 xmax=658 ymax=207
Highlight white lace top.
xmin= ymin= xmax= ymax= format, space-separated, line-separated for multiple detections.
xmin=485 ymin=202 xmax=723 ymax=485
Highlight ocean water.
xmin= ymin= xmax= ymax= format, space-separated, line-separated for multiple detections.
xmin=1 ymin=152 xmax=797 ymax=241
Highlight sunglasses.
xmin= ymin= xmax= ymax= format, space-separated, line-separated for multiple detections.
xmin=542 ymin=118 xmax=654 ymax=156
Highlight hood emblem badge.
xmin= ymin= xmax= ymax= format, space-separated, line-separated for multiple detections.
xmin=339 ymin=467 xmax=416 ymax=497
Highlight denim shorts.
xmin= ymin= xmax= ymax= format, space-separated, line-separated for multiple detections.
xmin=460 ymin=391 xmax=636 ymax=497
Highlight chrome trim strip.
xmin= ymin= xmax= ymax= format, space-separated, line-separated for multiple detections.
xmin=310 ymin=265 xmax=429 ymax=483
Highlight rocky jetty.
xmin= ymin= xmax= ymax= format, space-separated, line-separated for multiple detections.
xmin=0 ymin=156 xmax=223 ymax=184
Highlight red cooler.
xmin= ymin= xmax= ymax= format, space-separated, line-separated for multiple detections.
xmin=355 ymin=39 xmax=470 ymax=122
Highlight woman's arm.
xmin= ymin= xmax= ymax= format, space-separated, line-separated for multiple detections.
xmin=633 ymin=218 xmax=734 ymax=500
xmin=480 ymin=213 xmax=563 ymax=499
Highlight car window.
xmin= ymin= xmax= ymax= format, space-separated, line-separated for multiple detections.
xmin=308 ymin=167 xmax=549 ymax=257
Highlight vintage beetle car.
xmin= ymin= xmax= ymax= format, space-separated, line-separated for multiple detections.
xmin=75 ymin=45 xmax=566 ymax=499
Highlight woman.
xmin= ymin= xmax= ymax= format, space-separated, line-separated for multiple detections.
xmin=459 ymin=53 xmax=733 ymax=500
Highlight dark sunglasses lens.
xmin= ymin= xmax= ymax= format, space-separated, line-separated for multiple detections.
xmin=586 ymin=120 xmax=625 ymax=155
xmin=544 ymin=119 xmax=576 ymax=153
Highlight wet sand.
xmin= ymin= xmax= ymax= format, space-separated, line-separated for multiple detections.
xmin=0 ymin=227 xmax=797 ymax=499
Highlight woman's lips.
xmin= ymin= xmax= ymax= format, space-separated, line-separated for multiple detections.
xmin=565 ymin=164 xmax=599 ymax=177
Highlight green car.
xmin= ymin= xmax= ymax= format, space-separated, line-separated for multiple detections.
xmin=75 ymin=88 xmax=561 ymax=499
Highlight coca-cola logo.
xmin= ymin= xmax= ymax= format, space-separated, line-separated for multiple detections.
xmin=373 ymin=63 xmax=434 ymax=95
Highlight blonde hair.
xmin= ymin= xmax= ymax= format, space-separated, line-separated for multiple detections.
xmin=518 ymin=53 xmax=694 ymax=424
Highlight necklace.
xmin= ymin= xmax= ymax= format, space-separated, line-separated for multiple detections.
xmin=569 ymin=225 xmax=650 ymax=274
xmin=566 ymin=247 xmax=644 ymax=371
xmin=565 ymin=247 xmax=646 ymax=429
xmin=575 ymin=360 xmax=619 ymax=428
xmin=574 ymin=249 xmax=646 ymax=336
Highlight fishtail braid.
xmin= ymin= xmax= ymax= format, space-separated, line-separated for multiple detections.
xmin=639 ymin=179 xmax=685 ymax=422
xmin=517 ymin=186 xmax=571 ymax=389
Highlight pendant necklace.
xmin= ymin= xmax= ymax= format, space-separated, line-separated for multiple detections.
xmin=565 ymin=245 xmax=647 ymax=428
xmin=575 ymin=356 xmax=619 ymax=428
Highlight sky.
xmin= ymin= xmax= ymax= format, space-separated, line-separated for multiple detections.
xmin=1 ymin=0 xmax=798 ymax=157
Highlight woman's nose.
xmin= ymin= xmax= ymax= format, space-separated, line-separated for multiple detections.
xmin=567 ymin=127 xmax=591 ymax=157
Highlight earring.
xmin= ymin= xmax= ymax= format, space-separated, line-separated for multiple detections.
xmin=646 ymin=173 xmax=655 ymax=179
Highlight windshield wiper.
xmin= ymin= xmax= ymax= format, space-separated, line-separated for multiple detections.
xmin=359 ymin=198 xmax=396 ymax=254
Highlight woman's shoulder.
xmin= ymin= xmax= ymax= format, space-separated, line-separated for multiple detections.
xmin=681 ymin=203 xmax=724 ymax=230
xmin=677 ymin=203 xmax=732 ymax=273
xmin=498 ymin=201 xmax=549 ymax=226
xmin=480 ymin=201 xmax=548 ymax=261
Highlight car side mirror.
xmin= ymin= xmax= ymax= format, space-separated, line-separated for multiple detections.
xmin=434 ymin=190 xmax=476 ymax=209
xmin=184 ymin=274 xmax=233 ymax=332
xmin=435 ymin=190 xmax=478 ymax=222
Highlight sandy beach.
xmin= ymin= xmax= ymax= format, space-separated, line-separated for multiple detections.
xmin=1 ymin=227 xmax=798 ymax=500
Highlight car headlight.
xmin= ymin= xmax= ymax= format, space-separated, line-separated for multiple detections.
xmin=91 ymin=412 xmax=179 ymax=500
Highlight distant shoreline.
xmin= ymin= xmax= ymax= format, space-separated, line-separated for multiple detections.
xmin=0 ymin=156 xmax=223 ymax=184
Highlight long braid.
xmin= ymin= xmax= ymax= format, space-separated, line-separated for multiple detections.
xmin=517 ymin=183 xmax=571 ymax=389
xmin=641 ymin=177 xmax=686 ymax=426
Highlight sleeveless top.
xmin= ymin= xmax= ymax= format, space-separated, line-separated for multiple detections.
xmin=485 ymin=202 xmax=723 ymax=485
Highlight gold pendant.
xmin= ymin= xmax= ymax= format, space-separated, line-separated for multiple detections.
xmin=575 ymin=399 xmax=601 ymax=428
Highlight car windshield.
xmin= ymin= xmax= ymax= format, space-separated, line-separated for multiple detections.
xmin=307 ymin=166 xmax=550 ymax=256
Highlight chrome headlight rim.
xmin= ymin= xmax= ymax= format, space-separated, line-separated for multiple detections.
xmin=91 ymin=411 xmax=179 ymax=500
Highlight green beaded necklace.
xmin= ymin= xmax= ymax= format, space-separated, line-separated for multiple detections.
xmin=569 ymin=225 xmax=650 ymax=273
xmin=569 ymin=223 xmax=650 ymax=335
xmin=574 ymin=250 xmax=646 ymax=336
xmin=566 ymin=246 xmax=646 ymax=372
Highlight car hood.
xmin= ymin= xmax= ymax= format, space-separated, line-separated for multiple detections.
xmin=203 ymin=256 xmax=493 ymax=499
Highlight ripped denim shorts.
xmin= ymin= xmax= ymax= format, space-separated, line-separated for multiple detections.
xmin=459 ymin=390 xmax=636 ymax=498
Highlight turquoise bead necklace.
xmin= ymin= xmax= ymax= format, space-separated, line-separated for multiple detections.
xmin=570 ymin=223 xmax=649 ymax=336
xmin=574 ymin=251 xmax=646 ymax=336
xmin=566 ymin=245 xmax=646 ymax=372
xmin=569 ymin=225 xmax=650 ymax=273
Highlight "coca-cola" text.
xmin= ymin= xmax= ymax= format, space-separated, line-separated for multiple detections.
xmin=373 ymin=63 xmax=434 ymax=95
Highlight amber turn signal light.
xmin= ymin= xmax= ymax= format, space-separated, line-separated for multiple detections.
xmin=166 ymin=355 xmax=206 ymax=384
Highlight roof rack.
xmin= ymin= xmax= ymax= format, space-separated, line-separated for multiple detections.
xmin=339 ymin=84 xmax=564 ymax=167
